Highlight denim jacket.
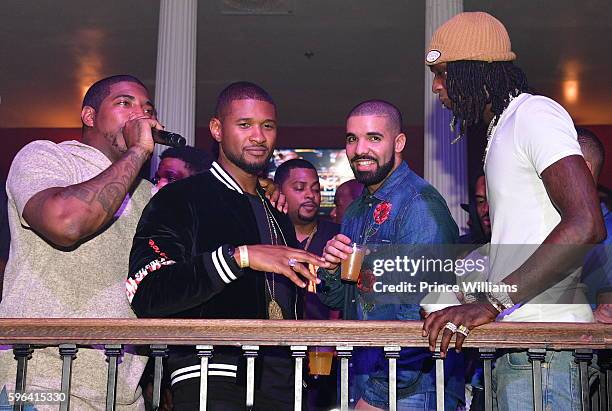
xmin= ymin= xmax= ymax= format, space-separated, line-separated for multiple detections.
xmin=318 ymin=161 xmax=464 ymax=408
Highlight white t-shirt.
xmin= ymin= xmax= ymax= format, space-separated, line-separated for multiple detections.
xmin=484 ymin=93 xmax=593 ymax=322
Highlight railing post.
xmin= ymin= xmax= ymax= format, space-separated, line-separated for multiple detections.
xmin=242 ymin=345 xmax=259 ymax=408
xmin=150 ymin=344 xmax=168 ymax=411
xmin=59 ymin=344 xmax=78 ymax=411
xmin=104 ymin=344 xmax=122 ymax=411
xmin=12 ymin=345 xmax=33 ymax=411
xmin=574 ymin=349 xmax=594 ymax=411
xmin=384 ymin=346 xmax=401 ymax=411
xmin=479 ymin=348 xmax=496 ymax=411
xmin=431 ymin=351 xmax=445 ymax=411
xmin=291 ymin=346 xmax=307 ymax=411
xmin=196 ymin=345 xmax=213 ymax=411
xmin=527 ymin=348 xmax=546 ymax=411
xmin=336 ymin=346 xmax=353 ymax=411
xmin=597 ymin=350 xmax=611 ymax=411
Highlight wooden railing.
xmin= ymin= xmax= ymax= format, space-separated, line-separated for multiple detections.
xmin=0 ymin=319 xmax=610 ymax=411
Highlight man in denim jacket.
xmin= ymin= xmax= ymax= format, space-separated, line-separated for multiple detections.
xmin=318 ymin=100 xmax=464 ymax=410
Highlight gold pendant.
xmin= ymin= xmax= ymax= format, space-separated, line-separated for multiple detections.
xmin=268 ymin=299 xmax=284 ymax=319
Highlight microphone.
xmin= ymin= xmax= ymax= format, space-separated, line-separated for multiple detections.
xmin=152 ymin=129 xmax=187 ymax=147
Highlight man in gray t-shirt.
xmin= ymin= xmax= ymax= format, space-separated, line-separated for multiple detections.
xmin=0 ymin=75 xmax=163 ymax=410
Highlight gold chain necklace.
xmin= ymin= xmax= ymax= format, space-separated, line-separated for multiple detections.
xmin=257 ymin=192 xmax=287 ymax=320
xmin=302 ymin=225 xmax=318 ymax=252
xmin=302 ymin=225 xmax=318 ymax=293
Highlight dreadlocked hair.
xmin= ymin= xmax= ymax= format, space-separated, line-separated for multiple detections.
xmin=446 ymin=61 xmax=531 ymax=136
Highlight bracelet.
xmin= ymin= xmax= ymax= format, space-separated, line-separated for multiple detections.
xmin=238 ymin=245 xmax=249 ymax=268
xmin=485 ymin=293 xmax=504 ymax=313
xmin=488 ymin=287 xmax=515 ymax=310
xmin=464 ymin=288 xmax=514 ymax=312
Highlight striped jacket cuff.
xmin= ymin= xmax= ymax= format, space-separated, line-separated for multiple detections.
xmin=203 ymin=245 xmax=243 ymax=285
xmin=170 ymin=363 xmax=238 ymax=386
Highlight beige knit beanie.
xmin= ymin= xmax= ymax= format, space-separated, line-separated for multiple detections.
xmin=425 ymin=12 xmax=516 ymax=65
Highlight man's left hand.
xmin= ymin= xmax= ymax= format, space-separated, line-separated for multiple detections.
xmin=259 ymin=177 xmax=288 ymax=213
xmin=422 ymin=303 xmax=497 ymax=357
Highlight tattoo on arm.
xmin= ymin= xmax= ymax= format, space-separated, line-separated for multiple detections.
xmin=97 ymin=182 xmax=126 ymax=214
xmin=59 ymin=148 xmax=149 ymax=219
xmin=58 ymin=185 xmax=96 ymax=205
xmin=94 ymin=149 xmax=148 ymax=218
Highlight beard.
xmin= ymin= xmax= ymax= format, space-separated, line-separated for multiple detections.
xmin=224 ymin=146 xmax=272 ymax=176
xmin=350 ymin=155 xmax=395 ymax=186
xmin=297 ymin=208 xmax=318 ymax=223
xmin=104 ymin=131 xmax=126 ymax=149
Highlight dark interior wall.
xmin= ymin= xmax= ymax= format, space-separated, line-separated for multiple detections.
xmin=0 ymin=124 xmax=609 ymax=189
xmin=0 ymin=128 xmax=82 ymax=181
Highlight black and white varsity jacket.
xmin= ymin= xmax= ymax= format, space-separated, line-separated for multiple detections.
xmin=127 ymin=161 xmax=302 ymax=387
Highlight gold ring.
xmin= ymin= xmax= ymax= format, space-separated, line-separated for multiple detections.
xmin=457 ymin=325 xmax=470 ymax=337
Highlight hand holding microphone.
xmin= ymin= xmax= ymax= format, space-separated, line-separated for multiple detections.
xmin=123 ymin=116 xmax=187 ymax=155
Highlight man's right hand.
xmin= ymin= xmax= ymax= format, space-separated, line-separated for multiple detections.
xmin=322 ymin=234 xmax=354 ymax=271
xmin=245 ymin=245 xmax=330 ymax=288
xmin=123 ymin=116 xmax=163 ymax=155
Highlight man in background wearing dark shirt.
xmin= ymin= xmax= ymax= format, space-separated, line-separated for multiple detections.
xmin=274 ymin=158 xmax=340 ymax=317
xmin=274 ymin=158 xmax=340 ymax=410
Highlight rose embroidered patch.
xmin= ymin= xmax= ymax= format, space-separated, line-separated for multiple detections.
xmin=357 ymin=269 xmax=376 ymax=293
xmin=373 ymin=201 xmax=392 ymax=225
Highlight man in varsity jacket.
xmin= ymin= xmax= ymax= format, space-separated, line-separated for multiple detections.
xmin=127 ymin=82 xmax=327 ymax=410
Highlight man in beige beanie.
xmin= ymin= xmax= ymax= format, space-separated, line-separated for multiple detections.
xmin=422 ymin=12 xmax=604 ymax=410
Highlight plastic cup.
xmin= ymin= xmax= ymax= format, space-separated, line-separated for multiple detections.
xmin=341 ymin=243 xmax=366 ymax=282
xmin=308 ymin=347 xmax=334 ymax=376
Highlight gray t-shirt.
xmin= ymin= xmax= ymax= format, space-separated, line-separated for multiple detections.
xmin=0 ymin=140 xmax=150 ymax=410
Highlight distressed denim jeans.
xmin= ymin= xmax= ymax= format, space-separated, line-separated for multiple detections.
xmin=492 ymin=350 xmax=597 ymax=411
